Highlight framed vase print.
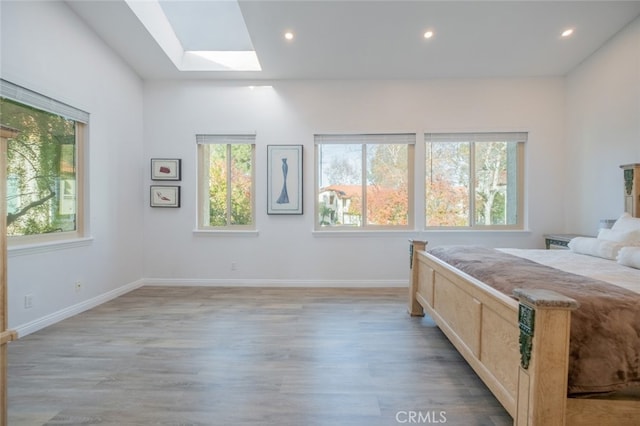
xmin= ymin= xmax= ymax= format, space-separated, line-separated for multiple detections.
xmin=267 ymin=145 xmax=303 ymax=215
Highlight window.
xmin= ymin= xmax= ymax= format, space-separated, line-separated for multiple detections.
xmin=315 ymin=134 xmax=415 ymax=230
xmin=196 ymin=134 xmax=255 ymax=229
xmin=425 ymin=132 xmax=526 ymax=229
xmin=1 ymin=80 xmax=88 ymax=244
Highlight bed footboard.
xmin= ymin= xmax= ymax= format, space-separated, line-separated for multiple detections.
xmin=408 ymin=240 xmax=584 ymax=426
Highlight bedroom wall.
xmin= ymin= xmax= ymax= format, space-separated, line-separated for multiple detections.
xmin=143 ymin=78 xmax=566 ymax=285
xmin=1 ymin=1 xmax=145 ymax=332
xmin=565 ymin=16 xmax=640 ymax=233
xmin=8 ymin=1 xmax=630 ymax=326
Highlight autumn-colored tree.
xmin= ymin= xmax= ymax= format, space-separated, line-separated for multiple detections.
xmin=426 ymin=141 xmax=469 ymax=226
xmin=207 ymin=144 xmax=252 ymax=226
xmin=426 ymin=140 xmax=515 ymax=227
xmin=425 ymin=177 xmax=468 ymax=226
xmin=367 ymin=185 xmax=408 ymax=225
xmin=366 ymin=144 xmax=409 ymax=225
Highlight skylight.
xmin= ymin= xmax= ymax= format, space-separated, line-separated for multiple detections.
xmin=184 ymin=51 xmax=262 ymax=71
xmin=125 ymin=0 xmax=261 ymax=72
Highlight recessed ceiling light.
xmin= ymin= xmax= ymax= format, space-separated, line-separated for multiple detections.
xmin=424 ymin=30 xmax=434 ymax=39
xmin=284 ymin=31 xmax=294 ymax=41
xmin=561 ymin=28 xmax=574 ymax=37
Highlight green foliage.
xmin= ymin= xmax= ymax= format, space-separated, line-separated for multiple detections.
xmin=319 ymin=204 xmax=333 ymax=226
xmin=1 ymin=97 xmax=77 ymax=236
xmin=207 ymin=144 xmax=253 ymax=226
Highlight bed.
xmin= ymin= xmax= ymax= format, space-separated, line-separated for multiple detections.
xmin=408 ymin=214 xmax=640 ymax=426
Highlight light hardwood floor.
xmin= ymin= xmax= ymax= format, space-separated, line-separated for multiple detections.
xmin=8 ymin=287 xmax=511 ymax=425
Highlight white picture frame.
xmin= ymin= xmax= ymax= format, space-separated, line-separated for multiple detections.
xmin=267 ymin=145 xmax=303 ymax=215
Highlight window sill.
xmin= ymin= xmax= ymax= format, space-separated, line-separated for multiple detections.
xmin=312 ymin=229 xmax=532 ymax=237
xmin=422 ymin=228 xmax=531 ymax=233
xmin=193 ymin=229 xmax=259 ymax=237
xmin=8 ymin=236 xmax=94 ymax=257
xmin=313 ymin=230 xmax=418 ymax=238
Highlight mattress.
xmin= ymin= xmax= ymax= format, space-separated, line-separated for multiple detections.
xmin=499 ymin=248 xmax=640 ymax=295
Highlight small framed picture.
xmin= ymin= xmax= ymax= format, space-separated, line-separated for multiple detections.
xmin=150 ymin=185 xmax=180 ymax=208
xmin=151 ymin=158 xmax=181 ymax=181
xmin=267 ymin=145 xmax=303 ymax=215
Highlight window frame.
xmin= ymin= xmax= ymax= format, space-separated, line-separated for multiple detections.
xmin=2 ymin=80 xmax=88 ymax=246
xmin=196 ymin=134 xmax=256 ymax=231
xmin=314 ymin=133 xmax=415 ymax=231
xmin=424 ymin=132 xmax=526 ymax=231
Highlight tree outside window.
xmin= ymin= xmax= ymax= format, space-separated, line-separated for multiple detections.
xmin=197 ymin=136 xmax=255 ymax=229
xmin=425 ymin=133 xmax=525 ymax=229
xmin=1 ymin=97 xmax=80 ymax=238
xmin=316 ymin=134 xmax=414 ymax=230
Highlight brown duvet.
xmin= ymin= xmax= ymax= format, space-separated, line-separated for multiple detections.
xmin=428 ymin=245 xmax=640 ymax=396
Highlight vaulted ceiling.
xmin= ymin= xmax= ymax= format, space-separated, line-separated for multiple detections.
xmin=67 ymin=0 xmax=640 ymax=80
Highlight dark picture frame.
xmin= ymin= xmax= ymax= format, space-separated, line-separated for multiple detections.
xmin=151 ymin=158 xmax=181 ymax=181
xmin=150 ymin=185 xmax=181 ymax=208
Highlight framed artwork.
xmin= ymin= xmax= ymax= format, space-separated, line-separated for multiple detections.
xmin=150 ymin=185 xmax=180 ymax=208
xmin=151 ymin=158 xmax=181 ymax=181
xmin=267 ymin=145 xmax=303 ymax=215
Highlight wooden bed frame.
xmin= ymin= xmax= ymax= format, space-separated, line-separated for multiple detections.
xmin=408 ymin=240 xmax=640 ymax=426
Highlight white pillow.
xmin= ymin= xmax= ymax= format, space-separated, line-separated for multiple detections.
xmin=611 ymin=213 xmax=640 ymax=233
xmin=617 ymin=246 xmax=640 ymax=270
xmin=597 ymin=228 xmax=640 ymax=245
xmin=568 ymin=237 xmax=625 ymax=260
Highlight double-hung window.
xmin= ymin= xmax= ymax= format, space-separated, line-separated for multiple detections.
xmin=1 ymin=80 xmax=88 ymax=244
xmin=196 ymin=134 xmax=255 ymax=229
xmin=425 ymin=132 xmax=526 ymax=229
xmin=315 ymin=133 xmax=415 ymax=230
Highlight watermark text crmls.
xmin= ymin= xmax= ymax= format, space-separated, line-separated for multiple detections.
xmin=396 ymin=410 xmax=447 ymax=424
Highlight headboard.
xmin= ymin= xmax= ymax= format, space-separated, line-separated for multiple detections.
xmin=621 ymin=163 xmax=640 ymax=218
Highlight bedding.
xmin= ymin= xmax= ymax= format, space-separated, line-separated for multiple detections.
xmin=597 ymin=228 xmax=640 ymax=245
xmin=499 ymin=248 xmax=640 ymax=294
xmin=428 ymin=245 xmax=640 ymax=395
xmin=567 ymin=236 xmax=624 ymax=260
xmin=617 ymin=247 xmax=640 ymax=270
xmin=611 ymin=212 xmax=640 ymax=233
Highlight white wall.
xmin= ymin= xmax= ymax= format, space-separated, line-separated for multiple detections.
xmin=143 ymin=78 xmax=566 ymax=285
xmin=1 ymin=1 xmax=145 ymax=331
xmin=7 ymin=2 xmax=635 ymax=330
xmin=565 ymin=16 xmax=640 ymax=233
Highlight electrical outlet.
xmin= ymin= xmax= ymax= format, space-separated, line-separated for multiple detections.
xmin=231 ymin=262 xmax=238 ymax=271
xmin=24 ymin=294 xmax=33 ymax=309
xmin=75 ymin=281 xmax=82 ymax=292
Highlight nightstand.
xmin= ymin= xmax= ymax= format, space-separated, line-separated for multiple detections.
xmin=543 ymin=234 xmax=587 ymax=249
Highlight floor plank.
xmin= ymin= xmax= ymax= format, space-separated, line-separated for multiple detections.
xmin=8 ymin=287 xmax=511 ymax=425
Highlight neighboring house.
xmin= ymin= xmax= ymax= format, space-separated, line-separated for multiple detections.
xmin=318 ymin=185 xmax=361 ymax=226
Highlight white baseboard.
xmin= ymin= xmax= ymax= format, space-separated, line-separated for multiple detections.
xmin=143 ymin=278 xmax=408 ymax=288
xmin=14 ymin=279 xmax=145 ymax=338
xmin=12 ymin=278 xmax=406 ymax=337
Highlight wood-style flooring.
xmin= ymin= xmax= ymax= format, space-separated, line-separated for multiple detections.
xmin=7 ymin=287 xmax=511 ymax=425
